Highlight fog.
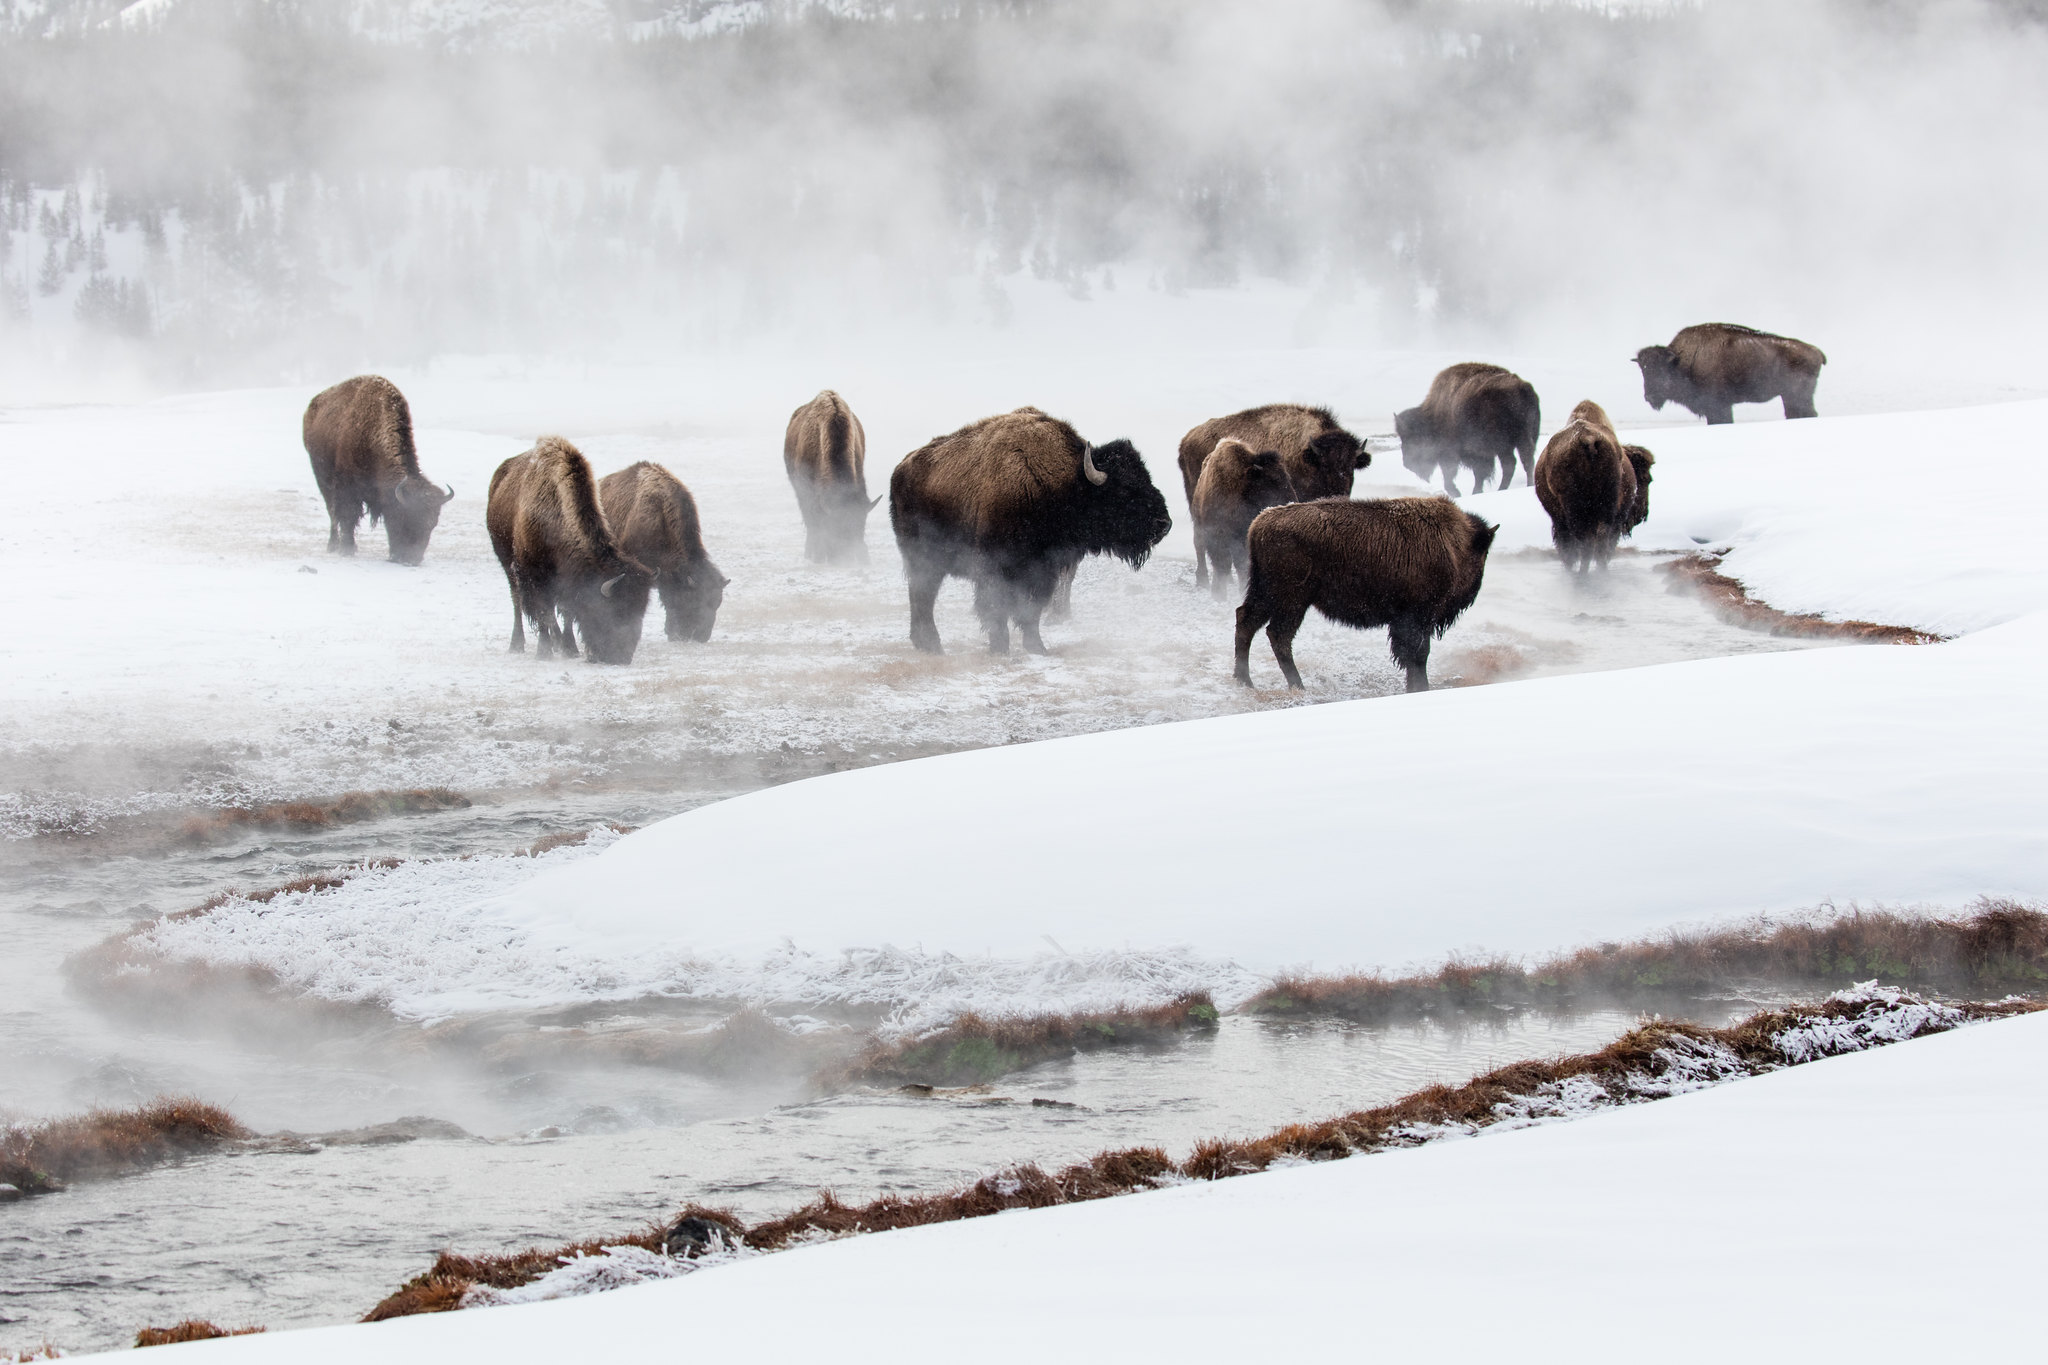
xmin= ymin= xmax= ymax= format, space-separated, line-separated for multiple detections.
xmin=2 ymin=0 xmax=2046 ymax=390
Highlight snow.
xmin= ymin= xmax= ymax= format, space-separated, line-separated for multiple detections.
xmin=77 ymin=1006 xmax=2048 ymax=1361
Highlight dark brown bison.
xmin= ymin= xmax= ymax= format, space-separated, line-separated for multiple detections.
xmin=784 ymin=390 xmax=879 ymax=564
xmin=1178 ymin=405 xmax=1366 ymax=586
xmin=1191 ymin=438 xmax=1295 ymax=600
xmin=302 ymin=375 xmax=455 ymax=564
xmin=597 ymin=461 xmax=728 ymax=643
xmin=1234 ymin=497 xmax=1497 ymax=693
xmin=1394 ymin=363 xmax=1541 ymax=497
xmin=487 ymin=437 xmax=653 ymax=665
xmin=1634 ymin=323 xmax=1826 ymax=424
xmin=1533 ymin=401 xmax=1654 ymax=572
xmin=890 ymin=407 xmax=1172 ymax=654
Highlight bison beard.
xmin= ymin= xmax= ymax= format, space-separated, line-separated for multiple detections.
xmin=597 ymin=461 xmax=729 ymax=643
xmin=890 ymin=408 xmax=1172 ymax=655
xmin=1634 ymin=323 xmax=1827 ymax=424
xmin=301 ymin=375 xmax=455 ymax=565
xmin=784 ymin=390 xmax=880 ymax=565
xmin=487 ymin=437 xmax=653 ymax=666
xmin=1234 ymin=498 xmax=1497 ymax=693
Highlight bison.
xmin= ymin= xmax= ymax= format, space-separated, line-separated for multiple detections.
xmin=890 ymin=407 xmax=1172 ymax=654
xmin=487 ymin=436 xmax=653 ymax=665
xmin=1634 ymin=323 xmax=1826 ymax=424
xmin=1533 ymin=401 xmax=1654 ymax=572
xmin=1191 ymin=438 xmax=1295 ymax=600
xmin=597 ymin=461 xmax=728 ymax=643
xmin=1178 ymin=405 xmax=1366 ymax=586
xmin=784 ymin=390 xmax=879 ymax=564
xmin=1234 ymin=497 xmax=1497 ymax=693
xmin=302 ymin=375 xmax=455 ymax=564
xmin=1394 ymin=363 xmax=1540 ymax=497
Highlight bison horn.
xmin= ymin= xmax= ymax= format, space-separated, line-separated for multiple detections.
xmin=868 ymin=494 xmax=884 ymax=510
xmin=600 ymin=573 xmax=628 ymax=598
xmin=390 ymin=481 xmax=413 ymax=507
xmin=1081 ymin=443 xmax=1108 ymax=486
xmin=440 ymin=483 xmax=456 ymax=503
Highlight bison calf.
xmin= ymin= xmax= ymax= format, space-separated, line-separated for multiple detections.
xmin=1634 ymin=323 xmax=1826 ymax=424
xmin=302 ymin=375 xmax=455 ymax=564
xmin=1191 ymin=439 xmax=1295 ymax=599
xmin=487 ymin=437 xmax=653 ymax=665
xmin=597 ymin=461 xmax=728 ymax=643
xmin=785 ymin=390 xmax=879 ymax=564
xmin=1178 ymin=404 xmax=1367 ymax=587
xmin=1394 ymin=363 xmax=1540 ymax=497
xmin=1234 ymin=498 xmax=1497 ymax=693
xmin=1533 ymin=400 xmax=1654 ymax=572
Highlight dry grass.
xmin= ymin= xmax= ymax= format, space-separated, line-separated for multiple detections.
xmin=1 ymin=1098 xmax=251 ymax=1195
xmin=1246 ymin=899 xmax=2048 ymax=1023
xmin=828 ymin=993 xmax=1219 ymax=1088
xmin=1661 ymin=554 xmax=1942 ymax=643
xmin=134 ymin=1321 xmax=264 ymax=1347
xmin=524 ymin=824 xmax=635 ymax=857
xmin=174 ymin=788 xmax=471 ymax=844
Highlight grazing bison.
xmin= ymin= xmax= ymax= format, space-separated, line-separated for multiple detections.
xmin=301 ymin=375 xmax=455 ymax=564
xmin=1234 ymin=497 xmax=1497 ymax=693
xmin=1394 ymin=363 xmax=1541 ymax=497
xmin=784 ymin=390 xmax=879 ymax=564
xmin=890 ymin=407 xmax=1172 ymax=654
xmin=487 ymin=437 xmax=653 ymax=665
xmin=1634 ymin=323 xmax=1826 ymax=424
xmin=1191 ymin=439 xmax=1295 ymax=600
xmin=1178 ymin=405 xmax=1367 ymax=586
xmin=1533 ymin=401 xmax=1653 ymax=572
xmin=597 ymin=461 xmax=728 ymax=643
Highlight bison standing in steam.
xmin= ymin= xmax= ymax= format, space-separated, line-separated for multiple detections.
xmin=1191 ymin=439 xmax=1295 ymax=600
xmin=302 ymin=375 xmax=455 ymax=564
xmin=487 ymin=437 xmax=653 ymax=665
xmin=1394 ymin=363 xmax=1540 ymax=497
xmin=597 ymin=461 xmax=728 ymax=643
xmin=1178 ymin=405 xmax=1367 ymax=587
xmin=1634 ymin=323 xmax=1826 ymax=424
xmin=1234 ymin=498 xmax=1497 ymax=693
xmin=1534 ymin=401 xmax=1653 ymax=573
xmin=784 ymin=390 xmax=879 ymax=564
xmin=890 ymin=407 xmax=1172 ymax=654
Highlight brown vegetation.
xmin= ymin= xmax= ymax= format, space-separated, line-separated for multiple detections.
xmin=1 ymin=1098 xmax=251 ymax=1195
xmin=1246 ymin=898 xmax=2048 ymax=1023
xmin=135 ymin=1322 xmax=265 ymax=1348
xmin=1662 ymin=554 xmax=1941 ymax=643
xmin=829 ymin=993 xmax=1219 ymax=1089
xmin=176 ymin=789 xmax=470 ymax=844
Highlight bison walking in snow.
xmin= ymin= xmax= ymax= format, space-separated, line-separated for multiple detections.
xmin=1234 ymin=498 xmax=1497 ymax=693
xmin=597 ymin=461 xmax=728 ymax=643
xmin=1178 ymin=405 xmax=1367 ymax=586
xmin=1191 ymin=439 xmax=1295 ymax=600
xmin=302 ymin=375 xmax=455 ymax=564
xmin=1634 ymin=323 xmax=1826 ymax=424
xmin=1534 ymin=400 xmax=1654 ymax=572
xmin=784 ymin=390 xmax=879 ymax=564
xmin=1394 ymin=363 xmax=1541 ymax=497
xmin=890 ymin=407 xmax=1172 ymax=654
xmin=487 ymin=437 xmax=653 ymax=665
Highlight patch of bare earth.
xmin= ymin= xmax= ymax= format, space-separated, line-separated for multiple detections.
xmin=1661 ymin=554 xmax=1942 ymax=643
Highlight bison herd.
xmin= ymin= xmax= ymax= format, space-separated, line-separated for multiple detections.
xmin=301 ymin=320 xmax=1825 ymax=693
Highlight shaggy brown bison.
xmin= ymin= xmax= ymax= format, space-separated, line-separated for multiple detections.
xmin=784 ymin=390 xmax=879 ymax=564
xmin=1234 ymin=498 xmax=1496 ymax=693
xmin=597 ymin=461 xmax=728 ymax=643
xmin=890 ymin=407 xmax=1172 ymax=654
xmin=487 ymin=437 xmax=653 ymax=665
xmin=302 ymin=375 xmax=454 ymax=564
xmin=1533 ymin=401 xmax=1654 ymax=572
xmin=1394 ymin=363 xmax=1540 ymax=497
xmin=1634 ymin=323 xmax=1826 ymax=424
xmin=1192 ymin=439 xmax=1295 ymax=600
xmin=1178 ymin=405 xmax=1366 ymax=585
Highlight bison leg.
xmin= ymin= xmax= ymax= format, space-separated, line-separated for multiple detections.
xmin=1782 ymin=378 xmax=1819 ymax=420
xmin=1233 ymin=585 xmax=1272 ymax=687
xmin=1389 ymin=622 xmax=1432 ymax=693
xmin=1498 ymin=452 xmax=1518 ymax=490
xmin=330 ymin=500 xmax=361 ymax=556
xmin=1437 ymin=461 xmax=1462 ymax=498
xmin=1193 ymin=541 xmax=1210 ymax=589
xmin=1703 ymin=403 xmax=1735 ymax=425
xmin=506 ymin=580 xmax=527 ymax=654
xmin=556 ymin=607 xmax=581 ymax=657
xmin=1044 ymin=564 xmax=1076 ymax=625
xmin=1264 ymin=603 xmax=1309 ymax=690
xmin=1016 ymin=603 xmax=1049 ymax=655
xmin=973 ymin=579 xmax=1011 ymax=655
xmin=905 ymin=560 xmax=945 ymax=654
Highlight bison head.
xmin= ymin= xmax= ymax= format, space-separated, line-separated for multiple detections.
xmin=663 ymin=561 xmax=730 ymax=643
xmin=1622 ymin=444 xmax=1655 ymax=532
xmin=385 ymin=475 xmax=456 ymax=565
xmin=1298 ymin=429 xmax=1368 ymax=498
xmin=1394 ymin=406 xmax=1445 ymax=482
xmin=571 ymin=564 xmax=653 ymax=665
xmin=1244 ymin=449 xmax=1296 ymax=511
xmin=1074 ymin=438 xmax=1172 ymax=567
xmin=821 ymin=490 xmax=883 ymax=566
xmin=1633 ymin=346 xmax=1681 ymax=411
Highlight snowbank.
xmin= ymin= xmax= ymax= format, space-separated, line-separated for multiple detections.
xmin=87 ymin=1006 xmax=2048 ymax=1362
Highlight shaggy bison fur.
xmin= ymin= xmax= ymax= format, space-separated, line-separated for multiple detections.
xmin=597 ymin=461 xmax=728 ymax=642
xmin=1178 ymin=405 xmax=1366 ymax=586
xmin=1634 ymin=323 xmax=1826 ymax=424
xmin=1394 ymin=363 xmax=1541 ymax=497
xmin=1533 ymin=401 xmax=1653 ymax=572
xmin=890 ymin=407 xmax=1172 ymax=654
xmin=302 ymin=375 xmax=454 ymax=564
xmin=1191 ymin=439 xmax=1295 ymax=599
xmin=1234 ymin=498 xmax=1497 ymax=693
xmin=784 ymin=390 xmax=879 ymax=564
xmin=487 ymin=437 xmax=653 ymax=665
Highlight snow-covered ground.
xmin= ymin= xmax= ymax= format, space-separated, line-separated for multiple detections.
xmin=78 ymin=1005 xmax=2048 ymax=1362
